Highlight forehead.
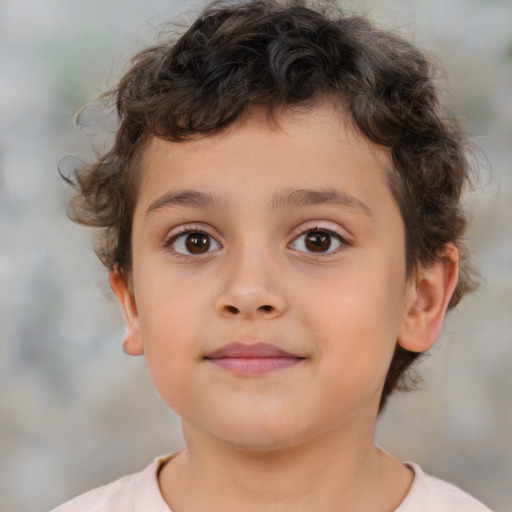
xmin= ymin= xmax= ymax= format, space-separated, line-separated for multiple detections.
xmin=136 ymin=102 xmax=395 ymax=217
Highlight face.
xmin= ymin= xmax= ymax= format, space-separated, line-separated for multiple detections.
xmin=117 ymin=104 xmax=415 ymax=451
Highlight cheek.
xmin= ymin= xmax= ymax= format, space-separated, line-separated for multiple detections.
xmin=305 ymin=258 xmax=405 ymax=366
xmin=139 ymin=288 xmax=202 ymax=357
xmin=137 ymin=260 xmax=208 ymax=328
xmin=134 ymin=276 xmax=205 ymax=395
xmin=309 ymin=272 xmax=402 ymax=334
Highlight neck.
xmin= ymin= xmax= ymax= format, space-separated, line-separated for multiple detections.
xmin=159 ymin=419 xmax=413 ymax=512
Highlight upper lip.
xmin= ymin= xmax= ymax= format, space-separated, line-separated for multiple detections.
xmin=205 ymin=342 xmax=303 ymax=359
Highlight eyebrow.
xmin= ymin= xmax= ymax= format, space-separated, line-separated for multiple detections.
xmin=269 ymin=188 xmax=374 ymax=219
xmin=146 ymin=190 xmax=230 ymax=216
xmin=145 ymin=187 xmax=373 ymax=220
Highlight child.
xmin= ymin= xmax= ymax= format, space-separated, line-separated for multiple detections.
xmin=52 ymin=0 xmax=492 ymax=510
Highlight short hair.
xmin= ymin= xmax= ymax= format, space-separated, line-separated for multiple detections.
xmin=65 ymin=0 xmax=478 ymax=410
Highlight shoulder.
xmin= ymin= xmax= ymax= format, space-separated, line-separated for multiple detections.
xmin=48 ymin=473 xmax=136 ymax=512
xmin=396 ymin=462 xmax=493 ymax=512
xmin=48 ymin=455 xmax=173 ymax=512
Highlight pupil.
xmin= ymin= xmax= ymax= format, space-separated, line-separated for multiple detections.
xmin=185 ymin=233 xmax=210 ymax=254
xmin=305 ymin=231 xmax=331 ymax=252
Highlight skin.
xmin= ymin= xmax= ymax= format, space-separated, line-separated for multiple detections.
xmin=111 ymin=103 xmax=459 ymax=511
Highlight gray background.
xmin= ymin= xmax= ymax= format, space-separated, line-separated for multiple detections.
xmin=0 ymin=0 xmax=511 ymax=511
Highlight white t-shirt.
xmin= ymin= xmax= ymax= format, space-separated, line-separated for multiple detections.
xmin=49 ymin=454 xmax=493 ymax=512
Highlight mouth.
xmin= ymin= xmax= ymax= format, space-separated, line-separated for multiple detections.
xmin=204 ymin=342 xmax=305 ymax=376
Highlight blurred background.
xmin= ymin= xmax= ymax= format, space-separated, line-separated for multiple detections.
xmin=0 ymin=0 xmax=511 ymax=510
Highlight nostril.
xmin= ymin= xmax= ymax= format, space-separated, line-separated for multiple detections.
xmin=226 ymin=305 xmax=239 ymax=314
xmin=259 ymin=305 xmax=273 ymax=312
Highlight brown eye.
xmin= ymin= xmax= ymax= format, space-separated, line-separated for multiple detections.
xmin=185 ymin=233 xmax=211 ymax=254
xmin=170 ymin=230 xmax=220 ymax=256
xmin=304 ymin=231 xmax=331 ymax=252
xmin=291 ymin=229 xmax=344 ymax=254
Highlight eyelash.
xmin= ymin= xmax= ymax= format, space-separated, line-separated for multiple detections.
xmin=163 ymin=225 xmax=350 ymax=259
xmin=163 ymin=226 xmax=219 ymax=259
xmin=290 ymin=226 xmax=350 ymax=257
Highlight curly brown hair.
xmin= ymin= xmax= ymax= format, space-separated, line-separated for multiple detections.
xmin=65 ymin=0 xmax=478 ymax=410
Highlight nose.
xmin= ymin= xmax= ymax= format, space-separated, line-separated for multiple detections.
xmin=215 ymin=246 xmax=287 ymax=320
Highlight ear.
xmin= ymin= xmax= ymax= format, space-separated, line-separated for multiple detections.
xmin=109 ymin=268 xmax=144 ymax=356
xmin=397 ymin=244 xmax=459 ymax=353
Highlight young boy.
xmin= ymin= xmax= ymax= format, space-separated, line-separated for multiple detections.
xmin=52 ymin=0 xmax=491 ymax=510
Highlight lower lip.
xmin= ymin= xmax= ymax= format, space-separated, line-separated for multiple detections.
xmin=207 ymin=357 xmax=303 ymax=375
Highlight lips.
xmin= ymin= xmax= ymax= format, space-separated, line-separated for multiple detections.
xmin=204 ymin=342 xmax=305 ymax=376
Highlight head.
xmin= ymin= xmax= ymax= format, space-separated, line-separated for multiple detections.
xmin=66 ymin=0 xmax=477 ymax=412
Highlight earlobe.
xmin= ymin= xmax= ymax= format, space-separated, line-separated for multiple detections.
xmin=397 ymin=244 xmax=459 ymax=353
xmin=109 ymin=268 xmax=144 ymax=356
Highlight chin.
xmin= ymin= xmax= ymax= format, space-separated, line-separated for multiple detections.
xmin=203 ymin=411 xmax=313 ymax=453
xmin=217 ymin=431 xmax=304 ymax=453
